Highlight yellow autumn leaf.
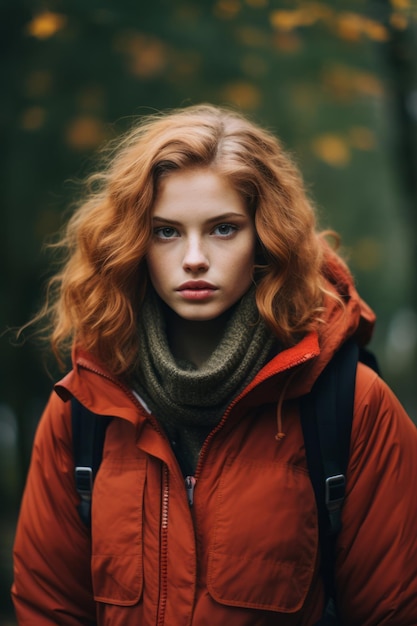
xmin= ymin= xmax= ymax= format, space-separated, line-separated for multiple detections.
xmin=353 ymin=71 xmax=385 ymax=97
xmin=26 ymin=11 xmax=67 ymax=39
xmin=270 ymin=4 xmax=333 ymax=32
xmin=336 ymin=12 xmax=366 ymax=41
xmin=270 ymin=7 xmax=390 ymax=43
xmin=222 ymin=81 xmax=261 ymax=110
xmin=322 ymin=64 xmax=384 ymax=100
xmin=312 ymin=134 xmax=351 ymax=167
xmin=363 ymin=18 xmax=389 ymax=42
xmin=390 ymin=0 xmax=411 ymax=9
xmin=336 ymin=12 xmax=389 ymax=42
xmin=65 ymin=116 xmax=107 ymax=151
xmin=113 ymin=33 xmax=168 ymax=78
xmin=270 ymin=10 xmax=301 ymax=31
xmin=273 ymin=31 xmax=303 ymax=53
xmin=213 ymin=0 xmax=241 ymax=20
xmin=390 ymin=12 xmax=409 ymax=29
xmin=270 ymin=9 xmax=315 ymax=31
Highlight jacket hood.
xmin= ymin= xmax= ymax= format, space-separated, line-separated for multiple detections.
xmin=281 ymin=246 xmax=376 ymax=399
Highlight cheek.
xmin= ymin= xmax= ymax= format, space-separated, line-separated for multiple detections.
xmin=237 ymin=238 xmax=256 ymax=272
xmin=225 ymin=250 xmax=255 ymax=294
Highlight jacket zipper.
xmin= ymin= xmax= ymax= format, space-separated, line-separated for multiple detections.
xmin=157 ymin=464 xmax=169 ymax=626
xmin=185 ymin=475 xmax=196 ymax=506
xmin=183 ymin=395 xmax=243 ymax=509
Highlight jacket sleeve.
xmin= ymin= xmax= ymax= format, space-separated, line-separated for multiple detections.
xmin=337 ymin=364 xmax=417 ymax=625
xmin=12 ymin=390 xmax=97 ymax=625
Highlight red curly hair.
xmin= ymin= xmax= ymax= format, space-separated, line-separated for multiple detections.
xmin=35 ymin=104 xmax=338 ymax=375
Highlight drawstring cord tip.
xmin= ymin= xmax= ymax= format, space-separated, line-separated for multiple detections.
xmin=275 ymin=432 xmax=286 ymax=441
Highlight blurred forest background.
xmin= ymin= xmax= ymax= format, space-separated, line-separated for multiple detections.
xmin=1 ymin=0 xmax=416 ymax=621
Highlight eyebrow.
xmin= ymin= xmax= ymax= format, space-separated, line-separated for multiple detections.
xmin=152 ymin=212 xmax=248 ymax=225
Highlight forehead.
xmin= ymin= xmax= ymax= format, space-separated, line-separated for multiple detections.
xmin=152 ymin=168 xmax=248 ymax=219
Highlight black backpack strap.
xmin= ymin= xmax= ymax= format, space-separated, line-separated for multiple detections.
xmin=300 ymin=339 xmax=359 ymax=622
xmin=315 ymin=339 xmax=358 ymax=533
xmin=71 ymin=397 xmax=112 ymax=526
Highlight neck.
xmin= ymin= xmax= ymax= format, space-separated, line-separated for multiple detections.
xmin=165 ymin=309 xmax=233 ymax=369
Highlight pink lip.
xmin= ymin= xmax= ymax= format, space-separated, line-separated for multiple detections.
xmin=177 ymin=281 xmax=218 ymax=301
xmin=177 ymin=281 xmax=218 ymax=291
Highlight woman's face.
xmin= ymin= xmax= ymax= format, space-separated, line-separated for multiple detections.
xmin=146 ymin=168 xmax=257 ymax=322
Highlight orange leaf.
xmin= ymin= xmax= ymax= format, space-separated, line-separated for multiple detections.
xmin=114 ymin=32 xmax=168 ymax=78
xmin=390 ymin=0 xmax=411 ymax=9
xmin=26 ymin=11 xmax=67 ymax=39
xmin=312 ymin=134 xmax=351 ymax=167
xmin=390 ymin=12 xmax=409 ymax=29
xmin=213 ymin=0 xmax=241 ymax=20
xmin=336 ymin=12 xmax=389 ymax=42
xmin=222 ymin=81 xmax=261 ymax=109
xmin=65 ymin=116 xmax=107 ymax=151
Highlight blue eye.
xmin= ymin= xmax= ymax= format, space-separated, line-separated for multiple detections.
xmin=154 ymin=227 xmax=178 ymax=239
xmin=213 ymin=223 xmax=237 ymax=237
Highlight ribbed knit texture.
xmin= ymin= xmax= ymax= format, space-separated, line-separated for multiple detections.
xmin=133 ymin=287 xmax=276 ymax=475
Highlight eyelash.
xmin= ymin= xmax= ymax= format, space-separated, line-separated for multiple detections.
xmin=154 ymin=227 xmax=178 ymax=239
xmin=212 ymin=223 xmax=238 ymax=237
xmin=153 ymin=223 xmax=239 ymax=240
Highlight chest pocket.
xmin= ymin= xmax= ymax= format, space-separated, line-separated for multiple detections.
xmin=207 ymin=457 xmax=318 ymax=613
xmin=91 ymin=457 xmax=146 ymax=606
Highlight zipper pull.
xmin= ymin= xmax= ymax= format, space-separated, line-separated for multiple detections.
xmin=185 ymin=476 xmax=196 ymax=506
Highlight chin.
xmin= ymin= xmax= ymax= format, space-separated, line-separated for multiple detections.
xmin=181 ymin=311 xmax=223 ymax=322
xmin=174 ymin=305 xmax=227 ymax=322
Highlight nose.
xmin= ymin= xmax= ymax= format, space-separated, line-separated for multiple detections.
xmin=182 ymin=235 xmax=209 ymax=272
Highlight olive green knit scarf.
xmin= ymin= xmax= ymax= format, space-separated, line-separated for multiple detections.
xmin=133 ymin=287 xmax=276 ymax=475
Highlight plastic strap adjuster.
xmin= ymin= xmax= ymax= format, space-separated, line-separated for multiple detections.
xmin=74 ymin=466 xmax=93 ymax=500
xmin=325 ymin=474 xmax=346 ymax=511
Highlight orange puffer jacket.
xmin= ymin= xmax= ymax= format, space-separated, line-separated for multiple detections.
xmin=12 ymin=261 xmax=417 ymax=625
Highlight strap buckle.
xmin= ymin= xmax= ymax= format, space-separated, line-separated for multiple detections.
xmin=325 ymin=474 xmax=346 ymax=511
xmin=74 ymin=466 xmax=93 ymax=500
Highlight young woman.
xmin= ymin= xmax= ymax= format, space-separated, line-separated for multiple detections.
xmin=12 ymin=104 xmax=417 ymax=625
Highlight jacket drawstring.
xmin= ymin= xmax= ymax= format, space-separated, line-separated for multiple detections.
xmin=275 ymin=371 xmax=298 ymax=441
